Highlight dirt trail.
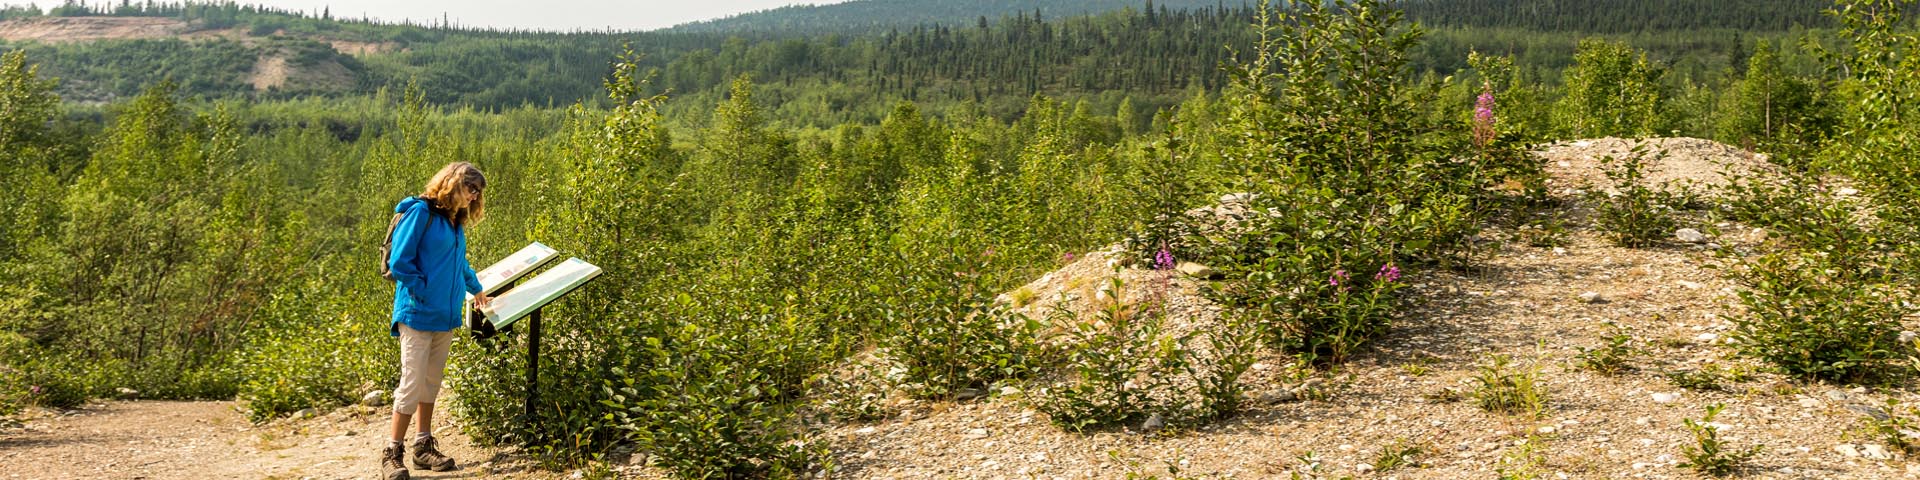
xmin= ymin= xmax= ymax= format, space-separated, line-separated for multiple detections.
xmin=0 ymin=400 xmax=552 ymax=479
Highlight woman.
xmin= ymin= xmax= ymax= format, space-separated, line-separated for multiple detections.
xmin=381 ymin=162 xmax=489 ymax=480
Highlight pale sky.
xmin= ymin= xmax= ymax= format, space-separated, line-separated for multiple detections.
xmin=23 ymin=0 xmax=846 ymax=32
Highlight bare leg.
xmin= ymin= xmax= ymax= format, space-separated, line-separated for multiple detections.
xmin=390 ymin=411 xmax=412 ymax=442
xmin=415 ymin=402 xmax=435 ymax=436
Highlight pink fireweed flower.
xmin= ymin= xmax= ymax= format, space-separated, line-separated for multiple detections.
xmin=1375 ymin=264 xmax=1402 ymax=283
xmin=1063 ymin=252 xmax=1077 ymax=262
xmin=29 ymin=385 xmax=41 ymax=395
xmin=1153 ymin=248 xmax=1175 ymax=270
xmin=1472 ymin=85 xmax=1497 ymax=147
xmin=1329 ymin=269 xmax=1349 ymax=287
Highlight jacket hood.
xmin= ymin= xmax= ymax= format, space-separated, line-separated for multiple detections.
xmin=395 ymin=196 xmax=427 ymax=214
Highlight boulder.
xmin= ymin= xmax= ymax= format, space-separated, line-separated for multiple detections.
xmin=1175 ymin=262 xmax=1215 ymax=279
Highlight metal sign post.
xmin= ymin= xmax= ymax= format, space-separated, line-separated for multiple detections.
xmin=469 ymin=248 xmax=601 ymax=429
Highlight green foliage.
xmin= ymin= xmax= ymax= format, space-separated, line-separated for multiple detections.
xmin=1555 ymin=39 xmax=1669 ymax=137
xmin=1716 ymin=40 xmax=1832 ymax=161
xmin=1664 ymin=363 xmax=1753 ymax=392
xmin=1678 ymin=403 xmax=1760 ymax=477
xmin=1371 ymin=438 xmax=1425 ymax=472
xmin=1590 ymin=145 xmax=1682 ymax=247
xmin=1494 ymin=436 xmax=1550 ymax=480
xmin=1857 ymin=399 xmax=1920 ymax=455
xmin=603 ymin=323 xmax=826 ymax=479
xmin=1574 ymin=323 xmax=1638 ymax=375
xmin=1037 ymin=274 xmax=1257 ymax=431
xmin=1471 ymin=355 xmax=1547 ymax=418
xmin=1729 ymin=249 xmax=1912 ymax=383
xmin=1195 ymin=0 xmax=1516 ymax=367
xmin=883 ymin=248 xmax=1044 ymax=398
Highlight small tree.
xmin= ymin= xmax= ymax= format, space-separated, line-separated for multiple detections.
xmin=1555 ymin=39 xmax=1668 ymax=138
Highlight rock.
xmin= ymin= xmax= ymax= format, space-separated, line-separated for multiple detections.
xmin=1848 ymin=404 xmax=1892 ymax=422
xmin=1259 ymin=389 xmax=1297 ymax=405
xmin=1902 ymin=331 xmax=1918 ymax=344
xmin=1676 ymin=228 xmax=1709 ymax=244
xmin=294 ymin=408 xmax=316 ymax=419
xmin=1578 ymin=292 xmax=1607 ymax=304
xmin=1864 ymin=444 xmax=1893 ymax=460
xmin=1676 ymin=280 xmax=1704 ymax=289
xmin=965 ymin=428 xmax=989 ymax=439
xmin=1837 ymin=187 xmax=1861 ymax=196
xmin=1141 ymin=413 xmax=1166 ymax=433
xmin=855 ymin=426 xmax=878 ymax=435
xmin=954 ymin=388 xmax=985 ymax=401
xmin=1837 ymin=444 xmax=1861 ymax=458
xmin=999 ymin=386 xmax=1023 ymax=397
xmin=1826 ymin=390 xmax=1850 ymax=402
xmin=1175 ymin=262 xmax=1215 ymax=279
xmin=1552 ymin=247 xmax=1568 ymax=255
xmin=1220 ymin=192 xmax=1256 ymax=204
xmin=114 ymin=387 xmax=139 ymax=399
xmin=1798 ymin=397 xmax=1821 ymax=408
xmin=361 ymin=390 xmax=386 ymax=407
xmin=1652 ymin=392 xmax=1680 ymax=403
xmin=1695 ymin=333 xmax=1719 ymax=343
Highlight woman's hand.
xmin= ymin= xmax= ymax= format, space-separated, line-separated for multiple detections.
xmin=473 ymin=293 xmax=493 ymax=309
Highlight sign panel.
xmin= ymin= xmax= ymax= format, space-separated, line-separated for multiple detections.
xmin=479 ymin=257 xmax=602 ymax=329
xmin=473 ymin=242 xmax=560 ymax=296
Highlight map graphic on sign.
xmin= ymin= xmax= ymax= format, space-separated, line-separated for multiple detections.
xmin=479 ymin=257 xmax=602 ymax=329
xmin=473 ymin=242 xmax=559 ymax=296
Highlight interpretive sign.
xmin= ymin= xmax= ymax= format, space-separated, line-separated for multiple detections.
xmin=478 ymin=257 xmax=602 ymax=330
xmin=473 ymin=242 xmax=560 ymax=296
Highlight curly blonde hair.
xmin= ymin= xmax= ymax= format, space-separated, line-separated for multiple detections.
xmin=419 ymin=162 xmax=486 ymax=228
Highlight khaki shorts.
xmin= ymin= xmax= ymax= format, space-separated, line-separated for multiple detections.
xmin=393 ymin=323 xmax=455 ymax=415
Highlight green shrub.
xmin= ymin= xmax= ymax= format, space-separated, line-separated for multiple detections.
xmin=1590 ymin=145 xmax=1681 ymax=248
xmin=1038 ymin=274 xmax=1256 ymax=431
xmin=603 ymin=323 xmax=824 ymax=479
xmin=882 ymin=246 xmax=1045 ymax=399
xmin=1472 ymin=355 xmax=1547 ymax=418
xmin=1574 ymin=322 xmax=1637 ymax=375
xmin=236 ymin=272 xmax=393 ymax=423
xmin=1729 ymin=250 xmax=1912 ymax=383
xmin=1038 ymin=277 xmax=1192 ymax=432
xmin=1194 ymin=0 xmax=1530 ymax=367
xmin=1678 ymin=403 xmax=1759 ymax=477
xmin=1555 ymin=39 xmax=1670 ymax=138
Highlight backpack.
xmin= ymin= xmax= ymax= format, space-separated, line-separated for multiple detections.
xmin=379 ymin=197 xmax=419 ymax=282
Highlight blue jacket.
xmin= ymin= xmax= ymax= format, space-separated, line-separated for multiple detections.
xmin=388 ymin=197 xmax=482 ymax=336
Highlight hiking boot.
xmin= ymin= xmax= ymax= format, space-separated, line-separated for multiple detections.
xmin=381 ymin=443 xmax=410 ymax=480
xmin=410 ymin=435 xmax=457 ymax=472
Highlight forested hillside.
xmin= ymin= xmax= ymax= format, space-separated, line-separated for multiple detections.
xmin=666 ymin=0 xmax=1230 ymax=33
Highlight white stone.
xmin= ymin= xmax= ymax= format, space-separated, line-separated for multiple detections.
xmin=1677 ymin=280 xmax=1704 ymax=289
xmin=1695 ymin=333 xmax=1719 ymax=343
xmin=1837 ymin=187 xmax=1861 ymax=196
xmin=1836 ymin=444 xmax=1861 ymax=457
xmin=855 ymin=427 xmax=878 ymax=435
xmin=1864 ymin=444 xmax=1893 ymax=460
xmin=1652 ymin=392 xmax=1680 ymax=403
xmin=966 ymin=428 xmax=990 ymax=439
xmin=361 ymin=390 xmax=386 ymax=406
xmin=1578 ymin=291 xmax=1606 ymax=304
xmin=1676 ymin=228 xmax=1710 ymax=244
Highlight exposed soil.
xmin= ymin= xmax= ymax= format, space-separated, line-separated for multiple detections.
xmin=0 ymin=400 xmax=561 ymax=479
xmin=0 ymin=17 xmax=193 ymax=43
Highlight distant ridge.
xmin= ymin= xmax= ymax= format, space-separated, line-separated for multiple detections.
xmin=664 ymin=0 xmax=1237 ymax=33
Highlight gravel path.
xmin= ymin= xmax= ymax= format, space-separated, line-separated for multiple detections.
xmin=0 ymin=400 xmax=550 ymax=479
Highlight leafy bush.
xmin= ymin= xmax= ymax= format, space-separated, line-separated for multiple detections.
xmin=1471 ymin=355 xmax=1547 ymax=418
xmin=1555 ymin=39 xmax=1670 ymax=137
xmin=1590 ymin=145 xmax=1682 ymax=247
xmin=1729 ymin=250 xmax=1913 ymax=383
xmin=1574 ymin=323 xmax=1637 ymax=375
xmin=237 ymin=267 xmax=394 ymax=422
xmin=1678 ymin=403 xmax=1759 ymax=477
xmin=1038 ymin=274 xmax=1256 ymax=431
xmin=882 ymin=247 xmax=1045 ymax=399
xmin=603 ymin=323 xmax=824 ymax=479
xmin=1193 ymin=0 xmax=1532 ymax=366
